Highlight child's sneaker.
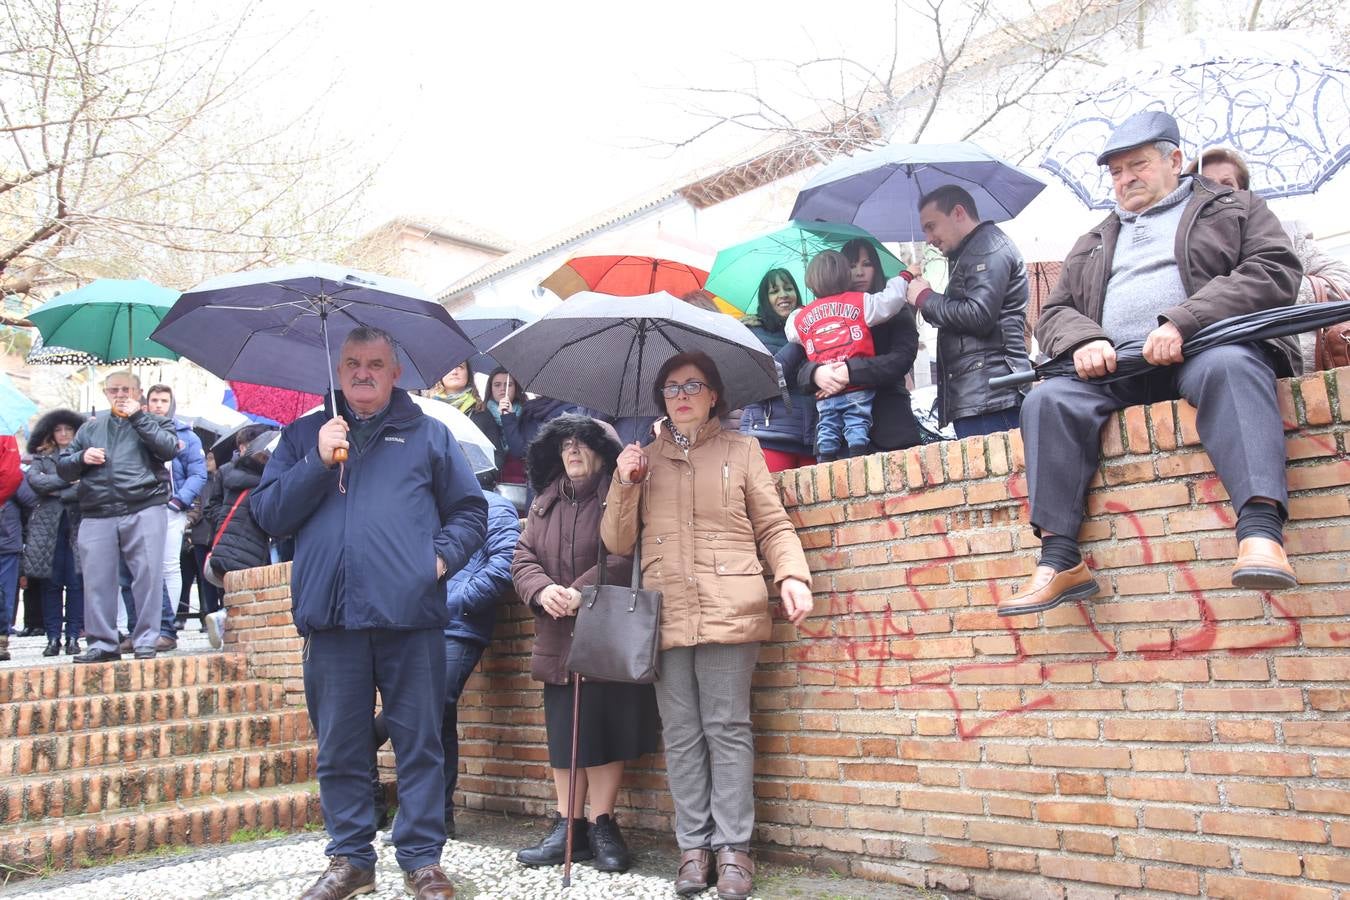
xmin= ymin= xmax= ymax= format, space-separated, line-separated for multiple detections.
xmin=205 ymin=610 xmax=227 ymax=649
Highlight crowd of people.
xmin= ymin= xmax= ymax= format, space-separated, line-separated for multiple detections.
xmin=0 ymin=375 xmax=280 ymax=663
xmin=2 ymin=107 xmax=1343 ymax=900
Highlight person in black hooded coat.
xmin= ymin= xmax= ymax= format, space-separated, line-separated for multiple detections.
xmin=24 ymin=409 xmax=86 ymax=656
xmin=205 ymin=425 xmax=273 ymax=584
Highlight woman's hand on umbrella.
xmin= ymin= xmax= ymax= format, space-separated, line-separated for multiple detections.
xmin=616 ymin=442 xmax=647 ymax=483
xmin=1073 ymin=340 xmax=1118 ymax=379
xmin=318 ymin=416 xmax=350 ymax=467
xmin=498 ymin=397 xmax=513 ymax=417
xmin=779 ymin=577 xmax=813 ymax=625
xmin=1142 ymin=322 xmax=1185 ymax=366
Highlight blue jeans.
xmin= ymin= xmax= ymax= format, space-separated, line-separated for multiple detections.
xmin=42 ymin=513 xmax=84 ymax=641
xmin=0 ymin=553 xmax=19 ymax=635
xmin=815 ymin=389 xmax=875 ymax=457
xmin=373 ymin=635 xmax=484 ymax=822
xmin=953 ymin=405 xmax=1022 ymax=439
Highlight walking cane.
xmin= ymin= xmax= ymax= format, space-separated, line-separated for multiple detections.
xmin=562 ymin=673 xmax=583 ymax=887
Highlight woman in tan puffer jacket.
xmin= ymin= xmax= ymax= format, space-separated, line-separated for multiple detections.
xmin=602 ymin=350 xmax=813 ymax=900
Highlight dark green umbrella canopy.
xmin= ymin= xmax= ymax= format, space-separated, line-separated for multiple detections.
xmin=27 ymin=278 xmax=180 ymax=363
xmin=704 ymin=221 xmax=905 ymax=314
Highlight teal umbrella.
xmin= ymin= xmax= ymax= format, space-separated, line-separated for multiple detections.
xmin=0 ymin=373 xmax=37 ymax=434
xmin=27 ymin=278 xmax=180 ymax=364
xmin=704 ymin=220 xmax=906 ymax=314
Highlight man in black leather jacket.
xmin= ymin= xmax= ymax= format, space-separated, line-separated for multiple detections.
xmin=906 ymin=185 xmax=1032 ymax=437
xmin=57 ymin=371 xmax=178 ymax=663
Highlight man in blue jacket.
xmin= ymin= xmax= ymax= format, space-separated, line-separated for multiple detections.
xmin=253 ymin=326 xmax=487 ymax=900
xmin=146 ymin=384 xmax=206 ymax=648
xmin=371 ymin=451 xmax=520 ymax=838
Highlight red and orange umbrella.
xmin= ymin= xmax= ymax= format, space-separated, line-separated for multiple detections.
xmin=539 ymin=255 xmax=709 ymax=300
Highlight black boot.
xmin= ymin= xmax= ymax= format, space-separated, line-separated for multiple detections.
xmin=64 ymin=637 xmax=79 ymax=655
xmin=516 ymin=811 xmax=592 ymax=866
xmin=43 ymin=639 xmax=61 ymax=657
xmin=589 ymin=813 xmax=631 ymax=873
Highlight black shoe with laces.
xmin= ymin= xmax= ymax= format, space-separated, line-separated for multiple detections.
xmin=516 ymin=811 xmax=592 ymax=867
xmin=43 ymin=639 xmax=60 ymax=657
xmin=64 ymin=637 xmax=79 ymax=655
xmin=589 ymin=813 xmax=631 ymax=873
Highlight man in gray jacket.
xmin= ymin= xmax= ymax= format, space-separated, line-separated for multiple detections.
xmin=906 ymin=185 xmax=1032 ymax=436
xmin=1000 ymin=110 xmax=1303 ymax=617
xmin=58 ymin=371 xmax=178 ymax=662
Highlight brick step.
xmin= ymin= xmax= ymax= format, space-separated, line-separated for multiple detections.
xmin=0 ymin=741 xmax=318 ymax=826
xmin=0 ymin=707 xmax=314 ymax=777
xmin=0 ymin=654 xmax=250 ymax=704
xmin=0 ymin=781 xmax=323 ymax=879
xmin=0 ymin=680 xmax=286 ymax=739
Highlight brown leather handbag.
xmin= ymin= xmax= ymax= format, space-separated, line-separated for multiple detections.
xmin=566 ymin=529 xmax=662 ymax=684
xmin=1312 ymin=275 xmax=1350 ymax=370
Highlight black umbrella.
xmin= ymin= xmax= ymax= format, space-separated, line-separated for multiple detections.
xmin=990 ymin=301 xmax=1350 ymax=388
xmin=487 ymin=290 xmax=783 ymax=417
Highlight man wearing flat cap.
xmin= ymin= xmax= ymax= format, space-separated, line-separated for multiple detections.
xmin=1000 ymin=109 xmax=1304 ymax=617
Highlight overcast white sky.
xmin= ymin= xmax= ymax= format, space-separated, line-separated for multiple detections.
xmin=283 ymin=0 xmax=918 ymax=242
xmin=240 ymin=1 xmax=1348 ymax=251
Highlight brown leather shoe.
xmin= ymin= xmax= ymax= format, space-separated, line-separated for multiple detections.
xmin=299 ymin=855 xmax=375 ymax=899
xmin=1232 ymin=537 xmax=1298 ymax=590
xmin=402 ymin=864 xmax=455 ymax=899
xmin=674 ymin=848 xmax=716 ymax=895
xmin=998 ymin=561 xmax=1099 ymax=617
xmin=715 ymin=848 xmax=754 ymax=900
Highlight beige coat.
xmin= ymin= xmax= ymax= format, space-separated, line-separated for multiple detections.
xmin=601 ymin=419 xmax=811 ymax=650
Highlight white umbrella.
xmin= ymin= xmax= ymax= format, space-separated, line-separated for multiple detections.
xmin=299 ymin=394 xmax=496 ymax=474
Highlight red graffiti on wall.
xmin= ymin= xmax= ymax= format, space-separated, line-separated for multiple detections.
xmin=790 ymin=480 xmax=1337 ymax=739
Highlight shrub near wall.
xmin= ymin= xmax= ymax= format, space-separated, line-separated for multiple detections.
xmin=227 ymin=368 xmax=1350 ymax=900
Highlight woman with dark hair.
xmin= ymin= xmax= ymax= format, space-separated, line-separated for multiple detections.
xmin=511 ymin=415 xmax=660 ymax=874
xmin=23 ymin=409 xmax=86 ymax=656
xmin=738 ymin=269 xmax=816 ymax=471
xmin=602 ymin=351 xmax=813 ymax=900
xmin=428 ymin=362 xmax=483 ymax=415
xmin=795 ymin=238 xmax=923 ymax=452
xmin=203 ymin=424 xmax=274 ymax=586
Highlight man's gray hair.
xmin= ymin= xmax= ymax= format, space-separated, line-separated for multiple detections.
xmin=104 ymin=371 xmax=141 ymax=388
xmin=1153 ymin=140 xmax=1180 ymax=159
xmin=342 ymin=325 xmax=402 ymax=362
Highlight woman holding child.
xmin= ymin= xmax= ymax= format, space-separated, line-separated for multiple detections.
xmin=738 ymin=269 xmax=817 ymax=471
xmin=795 ymin=238 xmax=923 ymax=453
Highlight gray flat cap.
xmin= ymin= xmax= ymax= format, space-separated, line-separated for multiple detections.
xmin=1096 ymin=110 xmax=1182 ymax=165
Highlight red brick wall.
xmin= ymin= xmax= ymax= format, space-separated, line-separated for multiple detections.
xmin=224 ymin=367 xmax=1350 ymax=899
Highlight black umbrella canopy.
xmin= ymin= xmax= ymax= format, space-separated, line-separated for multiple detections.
xmin=151 ymin=262 xmax=476 ymax=395
xmin=487 ymin=291 xmax=782 ymax=418
xmin=990 ymin=301 xmax=1350 ymax=388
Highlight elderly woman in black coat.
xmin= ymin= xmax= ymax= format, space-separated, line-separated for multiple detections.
xmin=24 ymin=409 xmax=86 ymax=656
xmin=510 ymin=414 xmax=660 ymax=874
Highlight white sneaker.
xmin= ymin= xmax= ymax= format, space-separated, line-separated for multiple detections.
xmin=205 ymin=610 xmax=227 ymax=649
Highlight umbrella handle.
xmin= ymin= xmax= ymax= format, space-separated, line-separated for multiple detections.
xmin=333 ymin=447 xmax=348 ymax=462
xmin=988 ymin=370 xmax=1038 ymax=389
xmin=562 ymin=673 xmax=583 ymax=887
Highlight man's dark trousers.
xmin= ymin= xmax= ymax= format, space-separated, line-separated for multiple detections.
xmin=305 ymin=627 xmax=447 ymax=872
xmin=1021 ymin=344 xmax=1288 ymax=538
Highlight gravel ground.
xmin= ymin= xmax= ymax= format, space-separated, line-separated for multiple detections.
xmin=3 ymin=811 xmax=947 ymax=899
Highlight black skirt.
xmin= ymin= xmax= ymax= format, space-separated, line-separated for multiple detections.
xmin=543 ymin=678 xmax=661 ymax=769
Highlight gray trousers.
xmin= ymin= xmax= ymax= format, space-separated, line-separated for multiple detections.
xmin=654 ymin=641 xmax=760 ymax=852
xmin=78 ymin=506 xmax=166 ymax=653
xmin=1022 ymin=344 xmax=1288 ymax=539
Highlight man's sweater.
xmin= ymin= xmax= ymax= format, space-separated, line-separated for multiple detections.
xmin=1100 ymin=177 xmax=1194 ymax=343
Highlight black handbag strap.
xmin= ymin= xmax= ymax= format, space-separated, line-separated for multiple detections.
xmin=593 ymin=505 xmax=641 ymax=593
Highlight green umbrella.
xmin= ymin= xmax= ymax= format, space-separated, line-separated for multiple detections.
xmin=27 ymin=278 xmax=180 ymax=364
xmin=704 ymin=220 xmax=906 ymax=314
